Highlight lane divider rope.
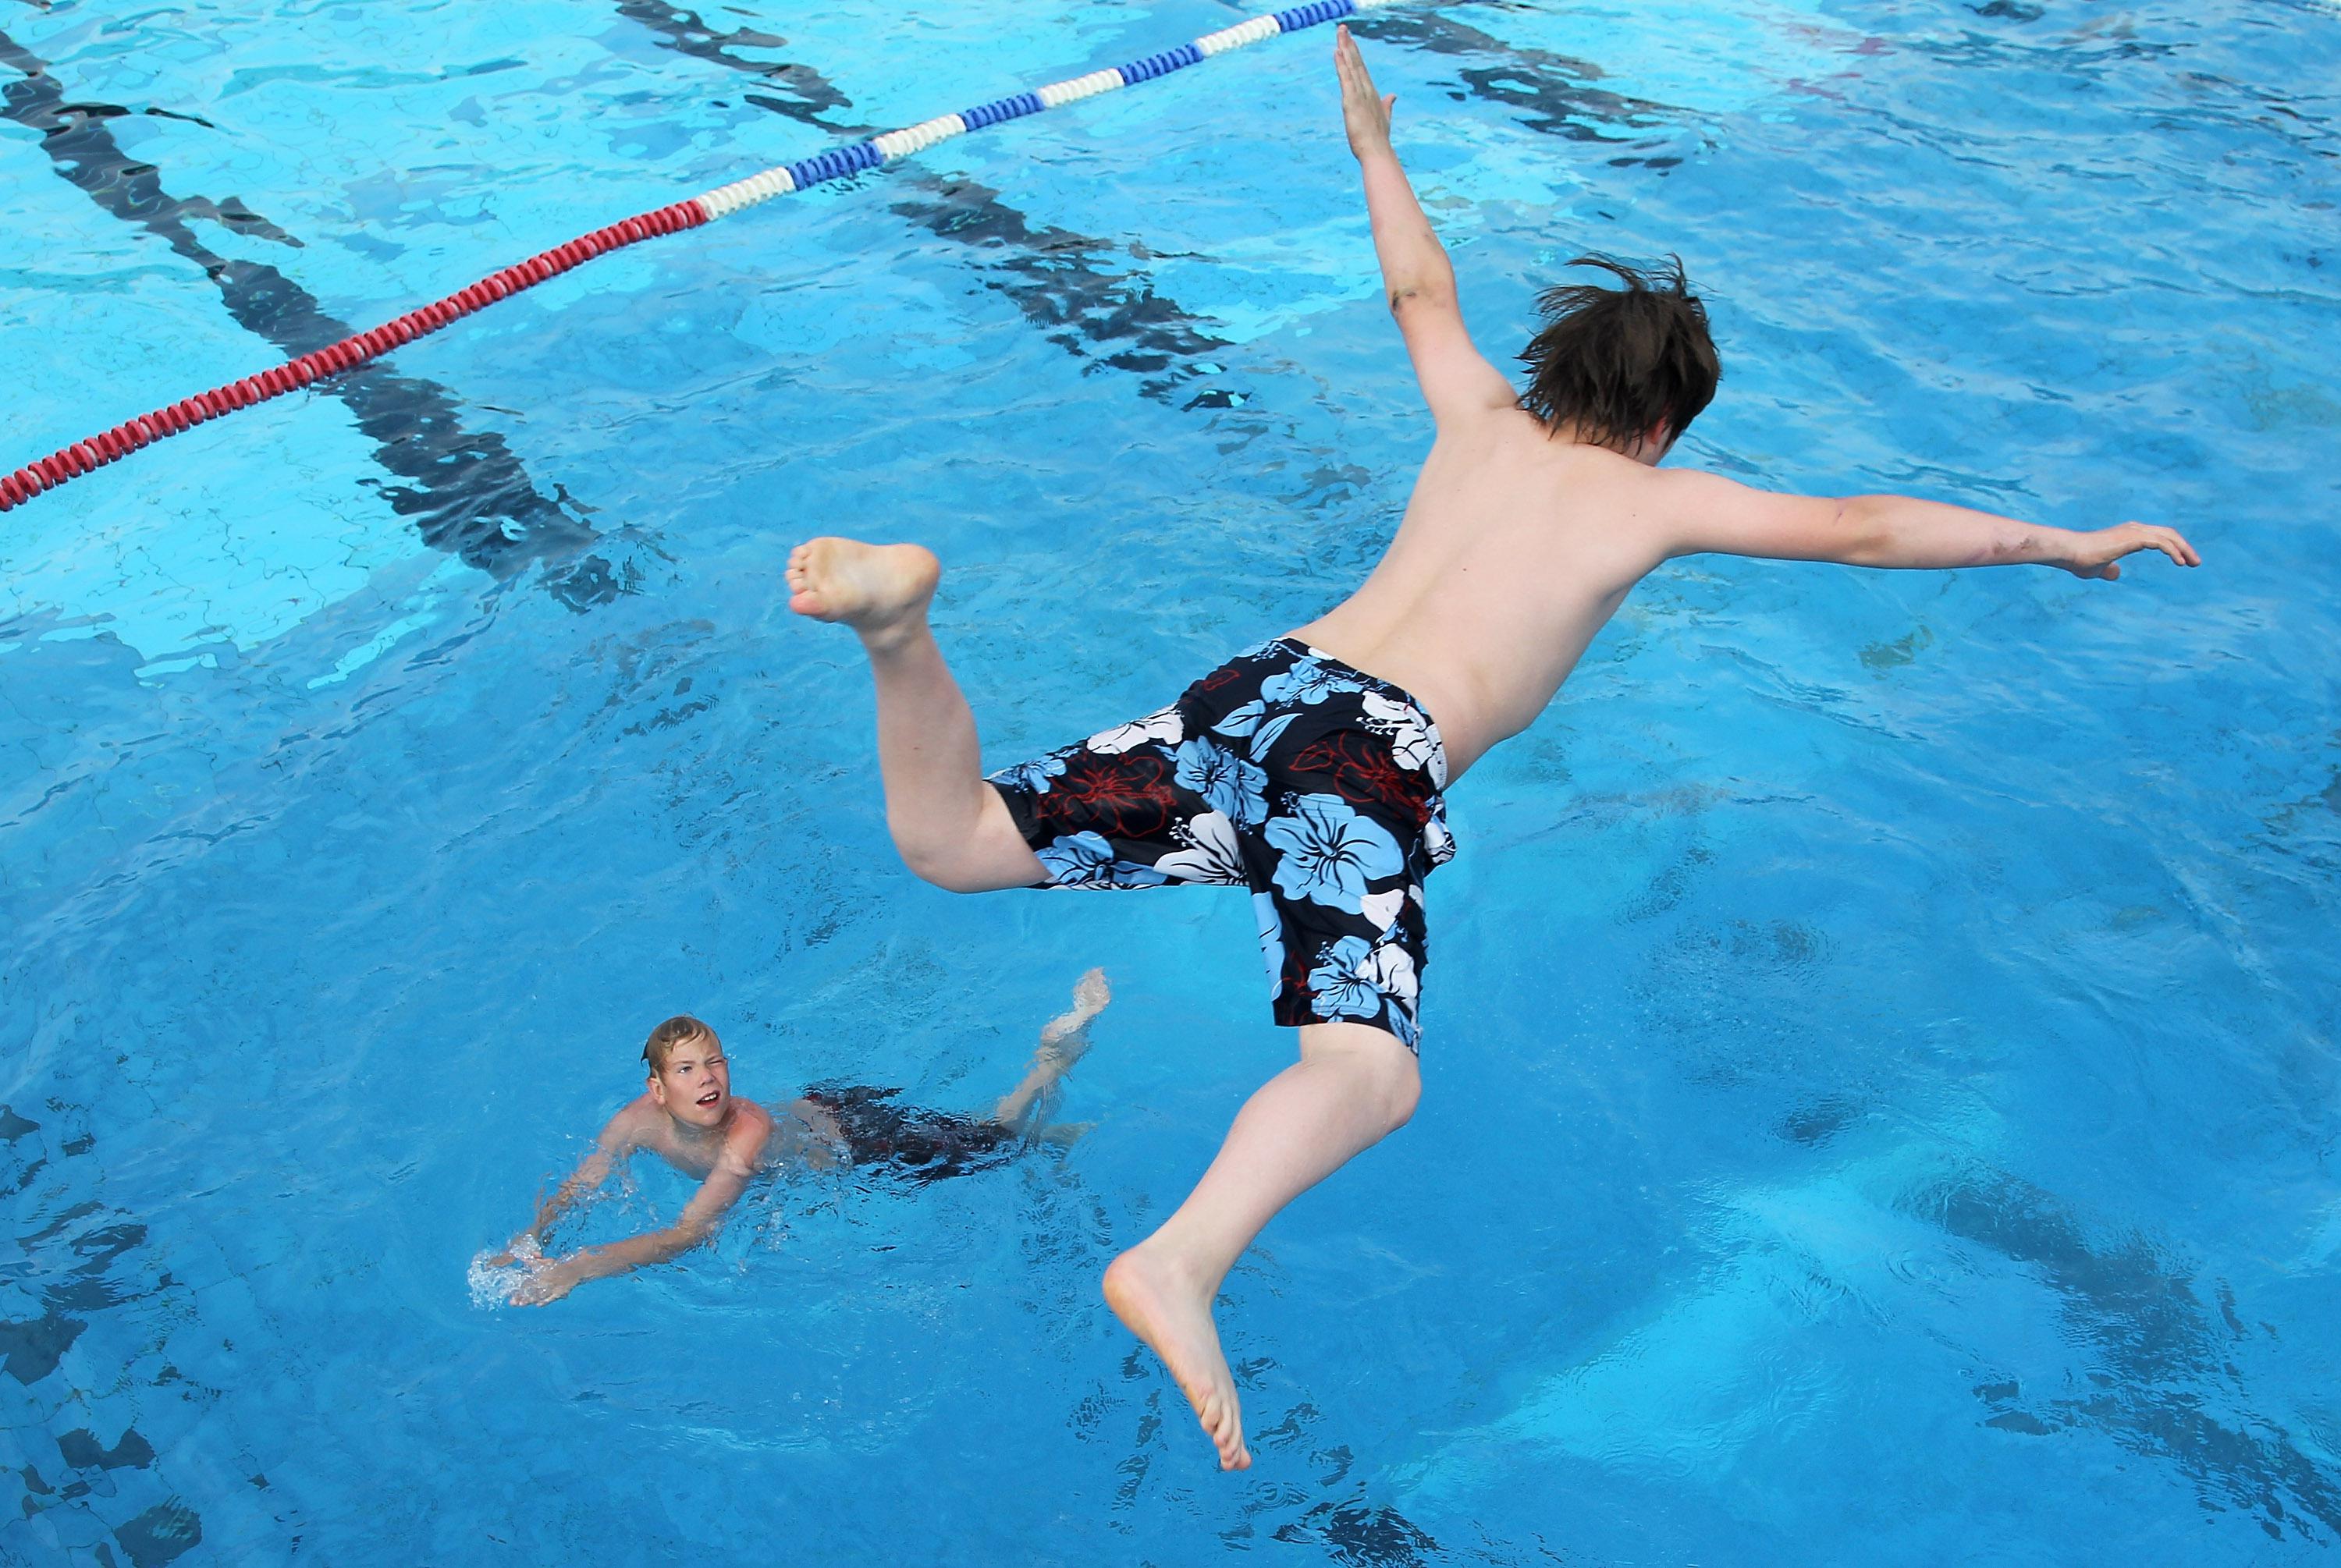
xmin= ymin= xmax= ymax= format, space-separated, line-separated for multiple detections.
xmin=2 ymin=0 xmax=1398 ymax=514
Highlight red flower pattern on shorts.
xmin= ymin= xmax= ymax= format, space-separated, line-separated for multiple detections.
xmin=1291 ymin=729 xmax=1433 ymax=825
xmin=1053 ymin=750 xmax=1182 ymax=841
xmin=1195 ymin=661 xmax=1252 ymax=694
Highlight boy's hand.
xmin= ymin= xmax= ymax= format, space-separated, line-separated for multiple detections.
xmin=2057 ymin=521 xmax=2201 ymax=580
xmin=510 ymin=1253 xmax=584 ymax=1307
xmin=1335 ymin=26 xmax=1395 ymax=159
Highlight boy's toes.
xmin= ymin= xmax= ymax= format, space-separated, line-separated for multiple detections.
xmin=1195 ymin=1391 xmax=1249 ymax=1470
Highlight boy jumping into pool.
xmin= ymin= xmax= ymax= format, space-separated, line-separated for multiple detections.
xmin=782 ymin=28 xmax=2200 ymax=1470
xmin=499 ymin=969 xmax=1110 ymax=1304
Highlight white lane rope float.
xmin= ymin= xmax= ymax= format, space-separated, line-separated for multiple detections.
xmin=1 ymin=0 xmax=1396 ymax=513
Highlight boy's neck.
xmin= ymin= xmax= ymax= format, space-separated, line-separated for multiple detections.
xmin=666 ymin=1104 xmax=734 ymax=1144
xmin=1550 ymin=420 xmax=1669 ymax=465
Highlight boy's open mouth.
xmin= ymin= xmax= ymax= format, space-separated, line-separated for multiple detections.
xmin=697 ymin=1090 xmax=721 ymax=1108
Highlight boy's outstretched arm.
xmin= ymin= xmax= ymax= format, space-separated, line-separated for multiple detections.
xmin=1657 ymin=470 xmax=2201 ymax=579
xmin=1335 ymin=27 xmax=1515 ymax=425
xmin=496 ymin=1109 xmax=637 ymax=1261
xmin=511 ymin=1143 xmax=756 ymax=1306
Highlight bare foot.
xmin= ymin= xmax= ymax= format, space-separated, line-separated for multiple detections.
xmin=1038 ymin=967 xmax=1111 ymax=1065
xmin=1069 ymin=966 xmax=1110 ymax=1021
xmin=1103 ymin=1245 xmax=1251 ymax=1470
xmin=785 ymin=537 xmax=940 ymax=637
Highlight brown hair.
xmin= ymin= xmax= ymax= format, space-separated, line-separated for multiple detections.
xmin=642 ymin=1014 xmax=716 ymax=1074
xmin=1517 ymin=254 xmax=1719 ymax=450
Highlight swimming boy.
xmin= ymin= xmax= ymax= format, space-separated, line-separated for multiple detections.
xmin=501 ymin=968 xmax=1110 ymax=1304
xmin=781 ymin=29 xmax=2200 ymax=1469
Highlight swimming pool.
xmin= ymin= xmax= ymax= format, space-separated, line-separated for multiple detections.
xmin=4 ymin=0 xmax=2337 ymax=1559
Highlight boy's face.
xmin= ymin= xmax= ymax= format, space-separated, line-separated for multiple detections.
xmin=648 ymin=1034 xmax=732 ymax=1130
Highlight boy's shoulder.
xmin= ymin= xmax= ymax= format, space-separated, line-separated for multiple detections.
xmin=725 ymin=1099 xmax=776 ymax=1150
xmin=602 ymin=1092 xmax=661 ymax=1144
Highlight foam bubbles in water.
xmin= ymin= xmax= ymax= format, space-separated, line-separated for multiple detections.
xmin=466 ymin=1233 xmax=541 ymax=1309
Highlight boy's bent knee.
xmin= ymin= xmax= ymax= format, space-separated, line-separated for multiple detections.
xmin=897 ymin=843 xmax=1000 ymax=894
xmin=1382 ymin=1056 xmax=1423 ymax=1130
xmin=893 ymin=828 xmax=1044 ymax=894
xmin=1302 ymin=1023 xmax=1422 ymax=1133
xmin=889 ymin=793 xmax=1045 ymax=894
xmin=1375 ymin=1052 xmax=1422 ymax=1133
xmin=895 ymin=848 xmax=957 ymax=889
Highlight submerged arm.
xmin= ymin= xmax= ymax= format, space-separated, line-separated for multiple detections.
xmin=1660 ymin=471 xmax=2201 ymax=579
xmin=510 ymin=1112 xmax=635 ymax=1251
xmin=511 ymin=1150 xmax=755 ymax=1306
xmin=1335 ymin=27 xmax=1515 ymax=424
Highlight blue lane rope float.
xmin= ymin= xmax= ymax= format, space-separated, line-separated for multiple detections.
xmin=1 ymin=0 xmax=1405 ymax=513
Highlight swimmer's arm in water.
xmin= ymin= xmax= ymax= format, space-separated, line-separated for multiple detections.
xmin=1335 ymin=27 xmax=1516 ymax=426
xmin=510 ymin=1118 xmax=762 ymax=1306
xmin=493 ymin=1105 xmax=641 ymax=1262
xmin=1654 ymin=471 xmax=2201 ymax=579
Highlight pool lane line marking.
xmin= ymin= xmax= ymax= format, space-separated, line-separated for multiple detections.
xmin=0 ymin=29 xmax=613 ymax=592
xmin=0 ymin=0 xmax=1397 ymax=516
xmin=607 ymin=3 xmax=1236 ymax=403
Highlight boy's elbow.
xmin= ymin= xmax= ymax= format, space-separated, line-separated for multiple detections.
xmin=662 ymin=1221 xmax=716 ymax=1257
xmin=1835 ymin=496 xmax=1893 ymax=566
xmin=1387 ymin=283 xmax=1453 ymax=319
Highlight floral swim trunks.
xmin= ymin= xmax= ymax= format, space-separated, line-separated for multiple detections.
xmin=985 ymin=638 xmax=1455 ymax=1052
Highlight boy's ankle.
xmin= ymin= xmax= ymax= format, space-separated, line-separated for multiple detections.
xmin=856 ymin=617 xmax=929 ymax=657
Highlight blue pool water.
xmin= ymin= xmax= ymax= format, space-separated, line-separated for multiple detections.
xmin=5 ymin=0 xmax=2339 ymax=1560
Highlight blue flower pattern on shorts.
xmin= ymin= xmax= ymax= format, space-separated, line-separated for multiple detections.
xmin=987 ymin=639 xmax=1451 ymax=1051
xmin=1209 ymin=700 xmax=1298 ymax=763
xmin=1036 ymin=831 xmax=1167 ymax=889
xmin=1307 ymin=935 xmax=1384 ymax=1020
xmin=1263 ymin=796 xmax=1404 ymax=914
xmin=988 ymin=754 xmax=1067 ymax=796
xmin=1259 ymin=657 xmax=1364 ymax=709
xmin=1252 ymin=890 xmax=1286 ymax=1000
xmin=1173 ymin=737 xmax=1268 ymax=828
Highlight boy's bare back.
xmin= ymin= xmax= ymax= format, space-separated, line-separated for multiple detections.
xmin=1297 ymin=413 xmax=1682 ymax=779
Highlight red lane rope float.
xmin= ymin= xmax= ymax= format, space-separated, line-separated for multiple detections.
xmin=0 ymin=198 xmax=709 ymax=514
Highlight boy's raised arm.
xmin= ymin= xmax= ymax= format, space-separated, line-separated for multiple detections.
xmin=1336 ymin=27 xmax=1515 ymax=425
xmin=1656 ymin=469 xmax=2200 ymax=579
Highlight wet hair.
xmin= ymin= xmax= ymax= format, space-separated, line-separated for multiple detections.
xmin=642 ymin=1014 xmax=716 ymax=1074
xmin=1516 ymin=254 xmax=1719 ymax=450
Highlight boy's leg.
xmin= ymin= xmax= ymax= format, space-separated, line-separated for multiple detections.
xmin=1103 ymin=1021 xmax=1419 ymax=1472
xmin=787 ymin=538 xmax=1046 ymax=892
xmin=993 ymin=967 xmax=1112 ymax=1133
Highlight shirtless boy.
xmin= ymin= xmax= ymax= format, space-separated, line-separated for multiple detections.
xmin=502 ymin=969 xmax=1110 ymax=1304
xmin=782 ymin=28 xmax=2199 ymax=1470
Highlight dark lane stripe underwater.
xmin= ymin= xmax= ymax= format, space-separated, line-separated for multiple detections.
xmin=613 ymin=0 xmax=854 ymax=129
xmin=611 ymin=0 xmax=1232 ymax=400
xmin=1919 ymin=1165 xmax=2341 ymax=1539
xmin=0 ymin=31 xmax=618 ymax=607
xmin=1348 ymin=8 xmax=1696 ymax=165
